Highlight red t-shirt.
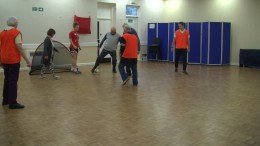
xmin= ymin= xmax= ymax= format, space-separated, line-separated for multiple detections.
xmin=69 ymin=31 xmax=79 ymax=49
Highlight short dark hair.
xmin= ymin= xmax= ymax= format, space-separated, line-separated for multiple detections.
xmin=73 ymin=22 xmax=79 ymax=28
xmin=179 ymin=21 xmax=185 ymax=27
xmin=47 ymin=28 xmax=56 ymax=36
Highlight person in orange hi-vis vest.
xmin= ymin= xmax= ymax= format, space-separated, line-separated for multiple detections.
xmin=172 ymin=21 xmax=190 ymax=75
xmin=0 ymin=16 xmax=31 ymax=109
xmin=119 ymin=25 xmax=138 ymax=86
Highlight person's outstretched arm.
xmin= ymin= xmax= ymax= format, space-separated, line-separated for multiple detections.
xmin=99 ymin=34 xmax=107 ymax=48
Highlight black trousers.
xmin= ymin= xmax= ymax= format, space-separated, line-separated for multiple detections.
xmin=2 ymin=63 xmax=20 ymax=104
xmin=93 ymin=49 xmax=117 ymax=70
xmin=175 ymin=49 xmax=188 ymax=70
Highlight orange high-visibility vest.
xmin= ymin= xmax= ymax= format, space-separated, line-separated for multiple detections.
xmin=122 ymin=33 xmax=138 ymax=59
xmin=0 ymin=28 xmax=22 ymax=64
xmin=175 ymin=29 xmax=189 ymax=49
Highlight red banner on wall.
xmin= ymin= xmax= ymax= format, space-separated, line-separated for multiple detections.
xmin=74 ymin=15 xmax=91 ymax=34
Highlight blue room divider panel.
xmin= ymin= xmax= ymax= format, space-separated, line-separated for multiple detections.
xmin=209 ymin=22 xmax=222 ymax=64
xmin=222 ymin=23 xmax=231 ymax=64
xmin=168 ymin=23 xmax=174 ymax=62
xmin=147 ymin=23 xmax=157 ymax=60
xmin=147 ymin=22 xmax=230 ymax=65
xmin=158 ymin=23 xmax=169 ymax=61
xmin=188 ymin=22 xmax=202 ymax=64
xmin=202 ymin=22 xmax=209 ymax=64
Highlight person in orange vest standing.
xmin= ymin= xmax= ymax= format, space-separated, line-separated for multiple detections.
xmin=119 ymin=25 xmax=138 ymax=86
xmin=172 ymin=21 xmax=190 ymax=75
xmin=0 ymin=17 xmax=31 ymax=109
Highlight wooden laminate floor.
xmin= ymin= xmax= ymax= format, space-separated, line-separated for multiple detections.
xmin=0 ymin=62 xmax=260 ymax=146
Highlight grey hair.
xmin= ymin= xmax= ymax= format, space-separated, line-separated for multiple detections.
xmin=124 ymin=25 xmax=131 ymax=33
xmin=122 ymin=23 xmax=128 ymax=28
xmin=7 ymin=16 xmax=18 ymax=26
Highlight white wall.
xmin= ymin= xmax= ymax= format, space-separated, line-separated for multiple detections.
xmin=0 ymin=0 xmax=164 ymax=48
xmin=0 ymin=0 xmax=98 ymax=48
xmin=163 ymin=0 xmax=260 ymax=65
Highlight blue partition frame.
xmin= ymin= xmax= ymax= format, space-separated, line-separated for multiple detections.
xmin=202 ymin=22 xmax=209 ymax=64
xmin=209 ymin=22 xmax=222 ymax=64
xmin=222 ymin=23 xmax=231 ymax=64
xmin=188 ymin=22 xmax=202 ymax=64
xmin=147 ymin=23 xmax=157 ymax=60
xmin=168 ymin=23 xmax=174 ymax=62
xmin=158 ymin=23 xmax=169 ymax=61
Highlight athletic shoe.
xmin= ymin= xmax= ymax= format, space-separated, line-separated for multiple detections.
xmin=183 ymin=70 xmax=189 ymax=75
xmin=53 ymin=75 xmax=60 ymax=80
xmin=91 ymin=68 xmax=99 ymax=73
xmin=40 ymin=74 xmax=47 ymax=79
xmin=122 ymin=78 xmax=130 ymax=86
xmin=74 ymin=68 xmax=82 ymax=74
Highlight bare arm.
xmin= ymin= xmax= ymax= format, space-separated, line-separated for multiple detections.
xmin=172 ymin=37 xmax=176 ymax=51
xmin=16 ymin=43 xmax=31 ymax=67
xmin=187 ymin=38 xmax=190 ymax=52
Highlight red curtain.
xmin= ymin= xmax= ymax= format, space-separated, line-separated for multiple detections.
xmin=74 ymin=15 xmax=91 ymax=34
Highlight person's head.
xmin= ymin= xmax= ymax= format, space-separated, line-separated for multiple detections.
xmin=7 ymin=16 xmax=18 ymax=28
xmin=122 ymin=23 xmax=128 ymax=28
xmin=178 ymin=21 xmax=185 ymax=30
xmin=47 ymin=28 xmax=56 ymax=38
xmin=123 ymin=25 xmax=131 ymax=33
xmin=73 ymin=22 xmax=79 ymax=32
xmin=111 ymin=27 xmax=116 ymax=35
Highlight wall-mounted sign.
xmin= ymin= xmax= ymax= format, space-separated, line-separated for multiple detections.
xmin=32 ymin=7 xmax=44 ymax=12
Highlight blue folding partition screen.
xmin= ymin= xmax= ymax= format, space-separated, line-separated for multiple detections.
xmin=201 ymin=22 xmax=231 ymax=65
xmin=147 ymin=22 xmax=231 ymax=65
xmin=168 ymin=23 xmax=174 ymax=62
xmin=187 ymin=22 xmax=202 ymax=64
xmin=222 ymin=23 xmax=231 ymax=64
xmin=158 ymin=23 xmax=169 ymax=61
xmin=147 ymin=23 xmax=157 ymax=60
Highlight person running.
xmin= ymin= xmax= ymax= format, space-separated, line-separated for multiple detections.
xmin=172 ymin=21 xmax=190 ymax=75
xmin=40 ymin=28 xmax=60 ymax=79
xmin=91 ymin=27 xmax=120 ymax=73
xmin=122 ymin=23 xmax=140 ymax=77
xmin=119 ymin=25 xmax=138 ymax=86
xmin=69 ymin=22 xmax=81 ymax=74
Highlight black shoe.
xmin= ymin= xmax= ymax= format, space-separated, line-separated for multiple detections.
xmin=2 ymin=102 xmax=8 ymax=106
xmin=175 ymin=68 xmax=178 ymax=72
xmin=183 ymin=70 xmax=189 ymax=75
xmin=9 ymin=103 xmax=25 ymax=109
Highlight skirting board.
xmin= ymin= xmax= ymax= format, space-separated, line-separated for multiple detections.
xmin=0 ymin=62 xmax=96 ymax=73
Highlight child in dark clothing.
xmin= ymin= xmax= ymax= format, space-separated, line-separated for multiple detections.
xmin=40 ymin=28 xmax=59 ymax=79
